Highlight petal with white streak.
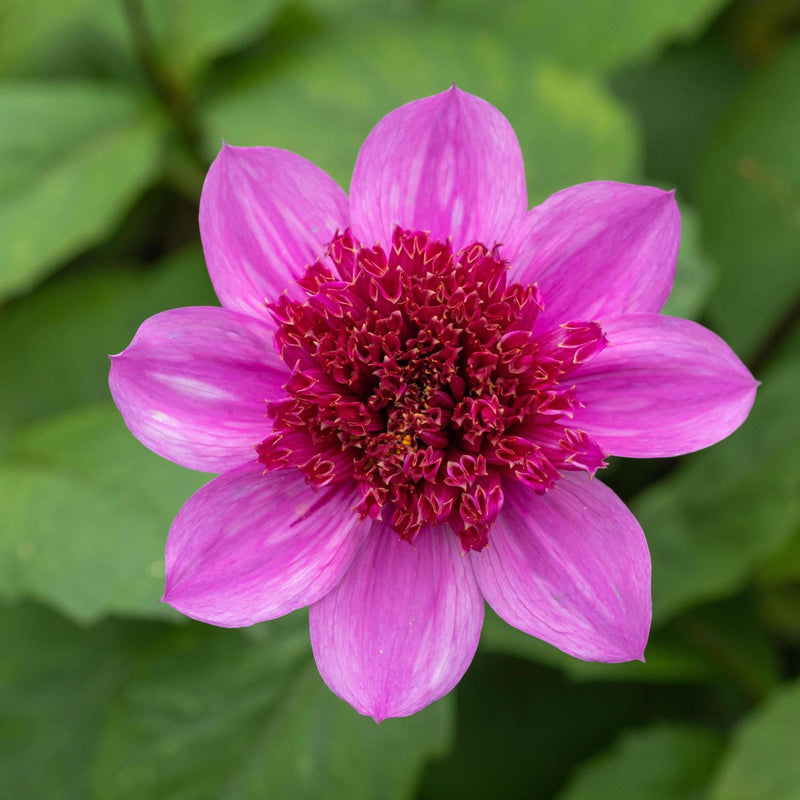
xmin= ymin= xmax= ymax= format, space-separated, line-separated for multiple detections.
xmin=472 ymin=474 xmax=651 ymax=662
xmin=310 ymin=523 xmax=484 ymax=721
xmin=110 ymin=306 xmax=287 ymax=473
xmin=164 ymin=466 xmax=367 ymax=627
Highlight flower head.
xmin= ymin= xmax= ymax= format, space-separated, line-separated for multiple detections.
xmin=258 ymin=226 xmax=607 ymax=552
xmin=110 ymin=87 xmax=757 ymax=721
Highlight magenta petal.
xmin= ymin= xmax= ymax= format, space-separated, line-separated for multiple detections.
xmin=350 ymin=86 xmax=527 ymax=253
xmin=109 ymin=307 xmax=288 ymax=473
xmin=505 ymin=182 xmax=680 ymax=328
xmin=163 ymin=466 xmax=367 ymax=627
xmin=571 ymin=313 xmax=758 ymax=458
xmin=200 ymin=144 xmax=349 ymax=316
xmin=472 ymin=475 xmax=651 ymax=662
xmin=309 ymin=523 xmax=484 ymax=721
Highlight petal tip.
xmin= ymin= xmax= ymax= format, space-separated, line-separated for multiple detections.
xmin=625 ymin=633 xmax=648 ymax=664
xmin=652 ymin=184 xmax=680 ymax=214
xmin=160 ymin=584 xmax=184 ymax=614
xmin=663 ymin=188 xmax=680 ymax=218
xmin=596 ymin=637 xmax=648 ymax=664
xmin=209 ymin=141 xmax=262 ymax=179
xmin=619 ymin=627 xmax=649 ymax=664
xmin=218 ymin=140 xmax=238 ymax=160
xmin=358 ymin=697 xmax=419 ymax=723
xmin=108 ymin=342 xmax=133 ymax=362
xmin=576 ymin=630 xmax=650 ymax=664
xmin=214 ymin=140 xmax=244 ymax=166
xmin=160 ymin=576 xmax=180 ymax=606
xmin=444 ymin=82 xmax=465 ymax=100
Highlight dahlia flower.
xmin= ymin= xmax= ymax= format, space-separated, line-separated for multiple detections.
xmin=110 ymin=87 xmax=757 ymax=721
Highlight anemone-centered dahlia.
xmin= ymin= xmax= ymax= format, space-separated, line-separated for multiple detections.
xmin=110 ymin=87 xmax=757 ymax=721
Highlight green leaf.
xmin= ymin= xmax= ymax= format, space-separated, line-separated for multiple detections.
xmin=432 ymin=0 xmax=728 ymax=73
xmin=92 ymin=619 xmax=453 ymax=800
xmin=0 ymin=246 xmax=215 ymax=449
xmin=0 ymin=601 xmax=162 ymax=800
xmin=661 ymin=204 xmax=717 ymax=320
xmin=96 ymin=0 xmax=283 ymax=84
xmin=481 ymin=592 xmax=781 ymax=698
xmin=699 ymin=40 xmax=800 ymax=361
xmin=710 ymin=679 xmax=800 ymax=800
xmin=0 ymin=82 xmax=164 ymax=300
xmin=670 ymin=596 xmax=782 ymax=703
xmin=148 ymin=0 xmax=282 ymax=79
xmin=420 ymin=653 xmax=721 ymax=800
xmin=758 ymin=524 xmax=800 ymax=585
xmin=0 ymin=405 xmax=211 ymax=622
xmin=0 ymin=0 xmax=98 ymax=77
xmin=757 ymin=583 xmax=800 ymax=642
xmin=480 ymin=607 xmax=719 ymax=684
xmin=611 ymin=37 xmax=746 ymax=199
xmin=632 ymin=351 xmax=800 ymax=624
xmin=204 ymin=24 xmax=639 ymax=204
xmin=0 ymin=0 xmax=282 ymax=81
xmin=555 ymin=723 xmax=725 ymax=800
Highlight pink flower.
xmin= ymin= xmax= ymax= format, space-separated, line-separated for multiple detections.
xmin=110 ymin=87 xmax=757 ymax=721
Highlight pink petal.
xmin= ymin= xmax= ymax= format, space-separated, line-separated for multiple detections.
xmin=571 ymin=313 xmax=758 ymax=458
xmin=350 ymin=86 xmax=527 ymax=253
xmin=310 ymin=522 xmax=484 ymax=721
xmin=200 ymin=144 xmax=350 ymax=316
xmin=163 ymin=465 xmax=367 ymax=627
xmin=109 ymin=307 xmax=287 ymax=473
xmin=471 ymin=474 xmax=651 ymax=662
xmin=505 ymin=182 xmax=680 ymax=329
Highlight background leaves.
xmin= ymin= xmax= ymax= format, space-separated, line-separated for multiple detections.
xmin=1 ymin=0 xmax=799 ymax=798
xmin=203 ymin=24 xmax=639 ymax=202
xmin=699 ymin=39 xmax=800 ymax=361
xmin=432 ymin=0 xmax=731 ymax=73
xmin=0 ymin=82 xmax=163 ymax=300
xmin=1 ymin=406 xmax=210 ymax=621
xmin=709 ymin=679 xmax=800 ymax=800
xmin=93 ymin=617 xmax=451 ymax=800
xmin=555 ymin=724 xmax=726 ymax=800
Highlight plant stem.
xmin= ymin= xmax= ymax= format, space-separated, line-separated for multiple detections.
xmin=681 ymin=616 xmax=771 ymax=706
xmin=749 ymin=292 xmax=800 ymax=377
xmin=120 ymin=0 xmax=207 ymax=175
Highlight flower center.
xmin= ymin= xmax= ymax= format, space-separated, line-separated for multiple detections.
xmin=257 ymin=228 xmax=607 ymax=551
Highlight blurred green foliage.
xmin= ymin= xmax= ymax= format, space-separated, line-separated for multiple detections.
xmin=556 ymin=724 xmax=726 ymax=800
xmin=1 ymin=0 xmax=799 ymax=797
